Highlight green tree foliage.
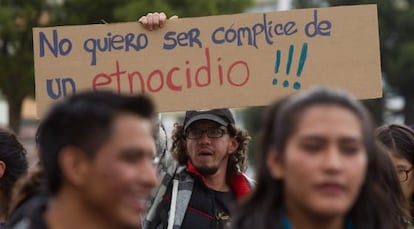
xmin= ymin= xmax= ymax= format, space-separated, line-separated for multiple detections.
xmin=292 ymin=0 xmax=328 ymax=8
xmin=242 ymin=106 xmax=265 ymax=163
xmin=114 ymin=0 xmax=254 ymax=21
xmin=0 ymin=0 xmax=49 ymax=133
xmin=57 ymin=0 xmax=254 ymax=25
xmin=293 ymin=0 xmax=414 ymax=124
xmin=56 ymin=0 xmax=131 ymax=24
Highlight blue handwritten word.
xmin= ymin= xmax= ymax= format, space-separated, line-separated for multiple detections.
xmin=305 ymin=9 xmax=332 ymax=37
xmin=83 ymin=32 xmax=148 ymax=66
xmin=39 ymin=30 xmax=72 ymax=57
xmin=211 ymin=14 xmax=297 ymax=48
xmin=273 ymin=43 xmax=308 ymax=90
xmin=46 ymin=78 xmax=76 ymax=99
xmin=163 ymin=28 xmax=202 ymax=50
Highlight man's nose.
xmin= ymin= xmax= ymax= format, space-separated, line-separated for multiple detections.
xmin=141 ymin=160 xmax=158 ymax=188
xmin=199 ymin=131 xmax=211 ymax=143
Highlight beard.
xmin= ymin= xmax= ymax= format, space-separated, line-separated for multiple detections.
xmin=194 ymin=165 xmax=219 ymax=176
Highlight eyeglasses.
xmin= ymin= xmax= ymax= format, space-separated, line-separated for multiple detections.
xmin=185 ymin=127 xmax=228 ymax=139
xmin=397 ymin=167 xmax=413 ymax=182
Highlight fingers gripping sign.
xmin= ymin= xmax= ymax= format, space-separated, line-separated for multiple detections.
xmin=138 ymin=12 xmax=178 ymax=31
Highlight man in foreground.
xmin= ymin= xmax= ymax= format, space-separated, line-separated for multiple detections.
xmin=13 ymin=91 xmax=158 ymax=229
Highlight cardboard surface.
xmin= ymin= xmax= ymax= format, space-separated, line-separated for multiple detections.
xmin=33 ymin=4 xmax=382 ymax=116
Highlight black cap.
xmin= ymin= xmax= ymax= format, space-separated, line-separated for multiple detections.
xmin=183 ymin=109 xmax=235 ymax=131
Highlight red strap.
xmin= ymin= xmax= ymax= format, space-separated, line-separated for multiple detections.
xmin=186 ymin=161 xmax=252 ymax=199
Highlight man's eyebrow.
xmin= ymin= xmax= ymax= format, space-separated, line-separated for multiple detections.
xmin=338 ymin=137 xmax=363 ymax=143
xmin=121 ymin=148 xmax=155 ymax=156
xmin=298 ymin=135 xmax=326 ymax=141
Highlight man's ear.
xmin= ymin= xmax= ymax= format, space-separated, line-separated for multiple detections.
xmin=228 ymin=137 xmax=239 ymax=155
xmin=58 ymin=146 xmax=91 ymax=187
xmin=266 ymin=149 xmax=284 ymax=179
xmin=0 ymin=161 xmax=5 ymax=178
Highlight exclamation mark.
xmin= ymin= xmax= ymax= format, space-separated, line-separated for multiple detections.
xmin=294 ymin=43 xmax=308 ymax=90
xmin=286 ymin=44 xmax=294 ymax=76
xmin=273 ymin=50 xmax=281 ymax=86
xmin=272 ymin=42 xmax=308 ymax=90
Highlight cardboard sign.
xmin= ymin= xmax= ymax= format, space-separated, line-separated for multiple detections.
xmin=33 ymin=4 xmax=382 ymax=116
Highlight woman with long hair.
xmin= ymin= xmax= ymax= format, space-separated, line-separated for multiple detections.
xmin=376 ymin=124 xmax=414 ymax=225
xmin=233 ymin=87 xmax=406 ymax=229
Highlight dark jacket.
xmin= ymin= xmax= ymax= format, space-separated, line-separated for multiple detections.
xmin=6 ymin=193 xmax=48 ymax=229
xmin=6 ymin=194 xmax=49 ymax=229
xmin=143 ymin=161 xmax=253 ymax=229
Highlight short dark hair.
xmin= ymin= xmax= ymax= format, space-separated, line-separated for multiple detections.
xmin=0 ymin=129 xmax=28 ymax=208
xmin=37 ymin=91 xmax=156 ymax=195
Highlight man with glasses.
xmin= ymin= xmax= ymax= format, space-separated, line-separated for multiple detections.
xmin=144 ymin=109 xmax=253 ymax=229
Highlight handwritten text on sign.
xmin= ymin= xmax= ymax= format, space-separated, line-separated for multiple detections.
xmin=33 ymin=5 xmax=381 ymax=116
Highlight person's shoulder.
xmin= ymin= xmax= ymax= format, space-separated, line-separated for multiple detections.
xmin=175 ymin=165 xmax=190 ymax=177
xmin=242 ymin=173 xmax=256 ymax=187
xmin=6 ymin=194 xmax=49 ymax=229
xmin=402 ymin=217 xmax=414 ymax=229
xmin=8 ymin=194 xmax=48 ymax=226
xmin=6 ymin=215 xmax=45 ymax=229
xmin=235 ymin=172 xmax=256 ymax=189
xmin=6 ymin=219 xmax=30 ymax=229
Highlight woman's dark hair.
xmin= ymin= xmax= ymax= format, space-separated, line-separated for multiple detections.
xmin=233 ymin=87 xmax=404 ymax=229
xmin=376 ymin=124 xmax=414 ymax=218
xmin=375 ymin=142 xmax=411 ymax=226
xmin=0 ymin=129 xmax=28 ymax=215
xmin=375 ymin=124 xmax=414 ymax=166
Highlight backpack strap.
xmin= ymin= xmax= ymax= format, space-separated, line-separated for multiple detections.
xmin=167 ymin=179 xmax=179 ymax=229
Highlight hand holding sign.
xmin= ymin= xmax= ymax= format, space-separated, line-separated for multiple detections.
xmin=138 ymin=12 xmax=178 ymax=30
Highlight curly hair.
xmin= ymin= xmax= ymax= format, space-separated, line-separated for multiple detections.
xmin=170 ymin=122 xmax=250 ymax=173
